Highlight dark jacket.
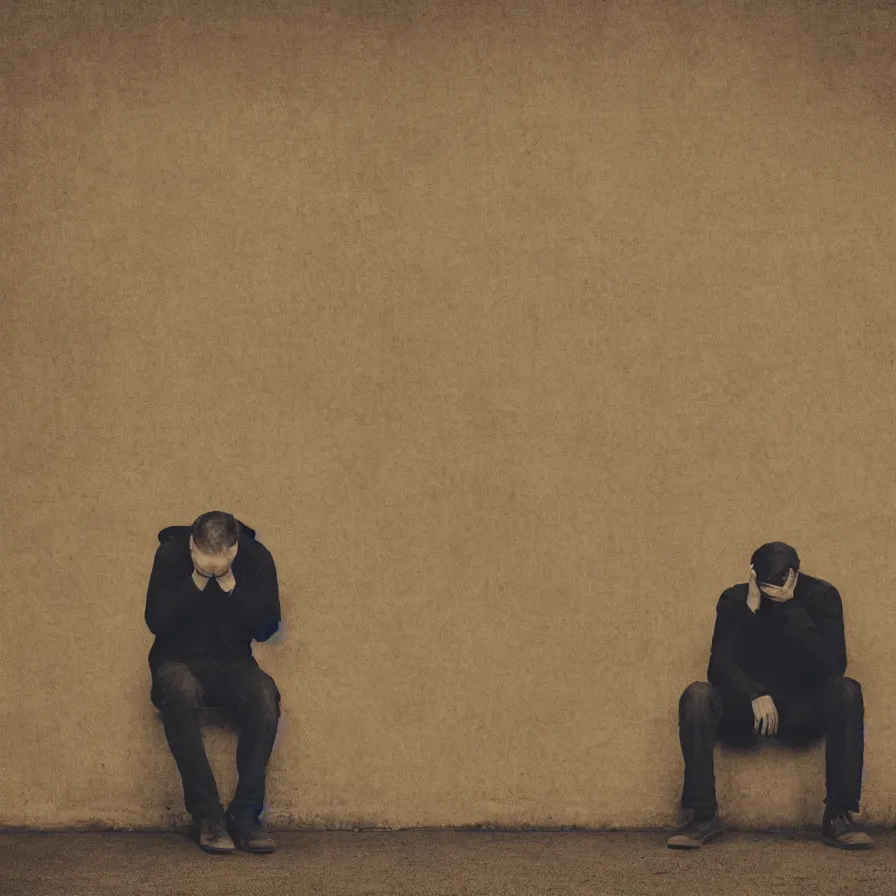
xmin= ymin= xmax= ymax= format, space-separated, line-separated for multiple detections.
xmin=145 ymin=520 xmax=281 ymax=673
xmin=707 ymin=573 xmax=847 ymax=701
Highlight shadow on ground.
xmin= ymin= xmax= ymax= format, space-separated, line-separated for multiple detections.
xmin=1 ymin=829 xmax=895 ymax=896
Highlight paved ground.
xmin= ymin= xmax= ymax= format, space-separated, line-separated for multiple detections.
xmin=1 ymin=828 xmax=895 ymax=896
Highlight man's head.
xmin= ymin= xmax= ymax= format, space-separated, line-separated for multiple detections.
xmin=190 ymin=511 xmax=240 ymax=578
xmin=750 ymin=541 xmax=800 ymax=591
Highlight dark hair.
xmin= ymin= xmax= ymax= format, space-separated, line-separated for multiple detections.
xmin=191 ymin=511 xmax=240 ymax=553
xmin=750 ymin=541 xmax=800 ymax=586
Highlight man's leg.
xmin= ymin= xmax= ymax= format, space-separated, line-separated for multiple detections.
xmin=678 ymin=681 xmax=724 ymax=815
xmin=821 ymin=676 xmax=864 ymax=815
xmin=151 ymin=661 xmax=235 ymax=854
xmin=151 ymin=661 xmax=225 ymax=823
xmin=679 ymin=681 xmax=756 ymax=811
xmin=668 ymin=681 xmax=754 ymax=849
xmin=774 ymin=679 xmax=871 ymax=850
xmin=204 ymin=658 xmax=281 ymax=853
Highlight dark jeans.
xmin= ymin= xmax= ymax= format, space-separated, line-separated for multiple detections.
xmin=151 ymin=656 xmax=281 ymax=823
xmin=678 ymin=676 xmax=864 ymax=814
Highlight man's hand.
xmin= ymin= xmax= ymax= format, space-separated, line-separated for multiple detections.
xmin=746 ymin=565 xmax=761 ymax=613
xmin=192 ymin=569 xmax=211 ymax=591
xmin=759 ymin=567 xmax=798 ymax=603
xmin=215 ymin=570 xmax=236 ymax=593
xmin=752 ymin=694 xmax=779 ymax=736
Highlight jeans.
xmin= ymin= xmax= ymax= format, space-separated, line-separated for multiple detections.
xmin=678 ymin=676 xmax=864 ymax=814
xmin=151 ymin=656 xmax=281 ymax=823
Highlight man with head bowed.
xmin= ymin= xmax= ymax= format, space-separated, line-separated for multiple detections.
xmin=145 ymin=511 xmax=282 ymax=854
xmin=667 ymin=541 xmax=871 ymax=850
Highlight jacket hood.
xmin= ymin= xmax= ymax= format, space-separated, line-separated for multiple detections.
xmin=157 ymin=519 xmax=256 ymax=544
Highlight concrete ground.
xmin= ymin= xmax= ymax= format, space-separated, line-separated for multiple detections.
xmin=1 ymin=829 xmax=895 ymax=896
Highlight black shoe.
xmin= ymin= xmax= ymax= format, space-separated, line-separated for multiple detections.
xmin=194 ymin=815 xmax=236 ymax=854
xmin=225 ymin=810 xmax=278 ymax=854
xmin=667 ymin=813 xmax=724 ymax=849
xmin=822 ymin=808 xmax=874 ymax=850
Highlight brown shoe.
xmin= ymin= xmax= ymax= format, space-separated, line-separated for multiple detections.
xmin=667 ymin=813 xmax=724 ymax=849
xmin=822 ymin=809 xmax=874 ymax=850
xmin=226 ymin=811 xmax=278 ymax=854
xmin=196 ymin=816 xmax=236 ymax=854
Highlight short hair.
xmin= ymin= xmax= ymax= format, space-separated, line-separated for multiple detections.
xmin=191 ymin=511 xmax=240 ymax=554
xmin=751 ymin=541 xmax=800 ymax=586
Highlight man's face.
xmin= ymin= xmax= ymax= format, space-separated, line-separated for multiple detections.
xmin=189 ymin=536 xmax=238 ymax=578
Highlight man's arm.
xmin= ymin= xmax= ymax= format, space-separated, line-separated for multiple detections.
xmin=775 ymin=584 xmax=847 ymax=681
xmin=145 ymin=542 xmax=204 ymax=635
xmin=227 ymin=548 xmax=281 ymax=643
xmin=707 ymin=591 xmax=767 ymax=701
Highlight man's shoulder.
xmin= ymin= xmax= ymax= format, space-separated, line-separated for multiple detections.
xmin=713 ymin=583 xmax=748 ymax=612
xmin=801 ymin=572 xmax=835 ymax=588
xmin=157 ymin=525 xmax=191 ymax=546
xmin=238 ymin=532 xmax=272 ymax=557
xmin=799 ymin=573 xmax=840 ymax=599
xmin=719 ymin=582 xmax=748 ymax=602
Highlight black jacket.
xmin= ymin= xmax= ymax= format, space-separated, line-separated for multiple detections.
xmin=145 ymin=520 xmax=281 ymax=672
xmin=707 ymin=573 xmax=847 ymax=701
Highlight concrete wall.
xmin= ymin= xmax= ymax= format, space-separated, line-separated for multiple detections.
xmin=2 ymin=0 xmax=895 ymax=830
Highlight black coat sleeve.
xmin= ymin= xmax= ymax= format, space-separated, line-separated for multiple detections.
xmin=145 ymin=541 xmax=204 ymax=636
xmin=774 ymin=585 xmax=847 ymax=682
xmin=707 ymin=590 xmax=767 ymax=701
xmin=225 ymin=547 xmax=281 ymax=643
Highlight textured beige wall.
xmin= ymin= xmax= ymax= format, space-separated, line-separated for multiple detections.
xmin=2 ymin=0 xmax=895 ymax=830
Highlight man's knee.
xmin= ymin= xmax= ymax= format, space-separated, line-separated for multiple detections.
xmin=153 ymin=662 xmax=204 ymax=709
xmin=679 ymin=681 xmax=720 ymax=718
xmin=823 ymin=675 xmax=863 ymax=712
xmin=240 ymin=672 xmax=281 ymax=722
